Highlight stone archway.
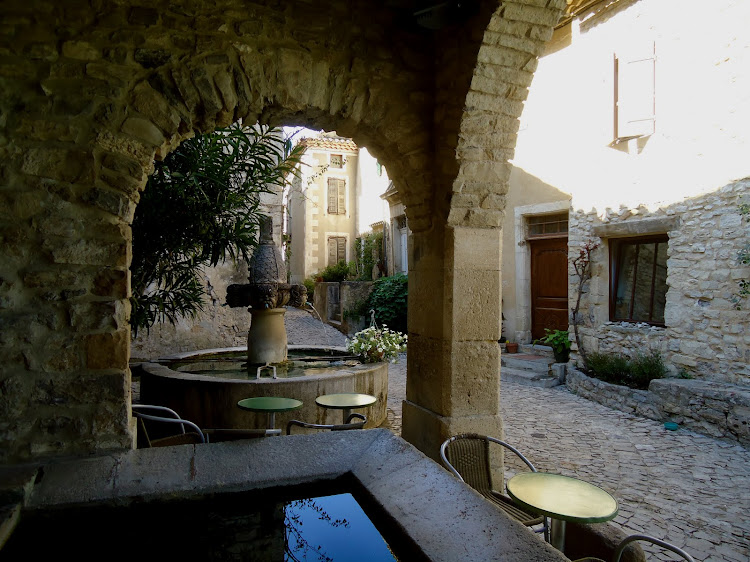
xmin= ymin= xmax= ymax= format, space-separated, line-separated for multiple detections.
xmin=0 ymin=0 xmax=565 ymax=464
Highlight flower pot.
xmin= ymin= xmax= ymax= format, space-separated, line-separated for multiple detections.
xmin=553 ymin=347 xmax=570 ymax=363
xmin=505 ymin=342 xmax=519 ymax=353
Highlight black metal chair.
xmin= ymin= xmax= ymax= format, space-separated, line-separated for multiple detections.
xmin=286 ymin=413 xmax=367 ymax=435
xmin=132 ymin=404 xmax=280 ymax=448
xmin=572 ymin=534 xmax=695 ymax=562
xmin=440 ymin=433 xmax=549 ymax=541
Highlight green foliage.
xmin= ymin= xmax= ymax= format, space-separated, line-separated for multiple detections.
xmin=367 ymin=273 xmax=408 ymax=334
xmin=537 ymin=329 xmax=571 ymax=353
xmin=354 ymin=231 xmax=384 ymax=280
xmin=130 ymin=123 xmax=306 ymax=335
xmin=630 ymin=350 xmax=667 ymax=388
xmin=343 ymin=298 xmax=370 ymax=321
xmin=303 ymin=277 xmax=316 ymax=300
xmin=316 ymin=260 xmax=355 ymax=282
xmin=585 ymin=350 xmax=666 ymax=390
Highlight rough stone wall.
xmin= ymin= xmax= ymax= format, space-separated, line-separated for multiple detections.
xmin=0 ymin=0 xmax=565 ymax=464
xmin=570 ymin=178 xmax=750 ymax=385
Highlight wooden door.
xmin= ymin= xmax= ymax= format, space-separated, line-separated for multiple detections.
xmin=530 ymin=237 xmax=568 ymax=341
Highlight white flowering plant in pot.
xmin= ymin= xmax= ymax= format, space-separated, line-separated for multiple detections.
xmin=346 ymin=325 xmax=407 ymax=364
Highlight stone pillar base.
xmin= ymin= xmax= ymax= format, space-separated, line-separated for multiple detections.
xmin=401 ymin=399 xmax=504 ymax=484
xmin=247 ymin=308 xmax=288 ymax=365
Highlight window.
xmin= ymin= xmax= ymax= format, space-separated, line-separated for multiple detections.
xmin=330 ymin=154 xmax=343 ymax=168
xmin=614 ymin=42 xmax=656 ymax=141
xmin=328 ymin=236 xmax=346 ymax=265
xmin=527 ymin=213 xmax=568 ymax=238
xmin=610 ymin=235 xmax=668 ymax=325
xmin=327 ymin=178 xmax=346 ymax=215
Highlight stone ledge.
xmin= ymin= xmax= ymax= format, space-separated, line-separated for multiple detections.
xmin=566 ymin=369 xmax=750 ymax=448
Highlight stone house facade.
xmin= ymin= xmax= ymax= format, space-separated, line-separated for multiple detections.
xmin=287 ymin=132 xmax=390 ymax=284
xmin=502 ymin=0 xmax=750 ymax=386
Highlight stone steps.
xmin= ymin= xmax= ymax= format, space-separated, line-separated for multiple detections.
xmin=501 ymin=344 xmax=563 ymax=388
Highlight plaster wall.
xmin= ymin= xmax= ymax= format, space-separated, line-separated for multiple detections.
xmin=508 ymin=0 xmax=750 ymax=384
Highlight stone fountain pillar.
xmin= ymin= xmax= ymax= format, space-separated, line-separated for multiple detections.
xmin=226 ymin=216 xmax=307 ymax=366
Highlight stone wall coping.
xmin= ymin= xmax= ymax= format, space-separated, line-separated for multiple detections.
xmin=566 ymin=368 xmax=750 ymax=448
xmin=12 ymin=430 xmax=566 ymax=562
xmin=591 ymin=216 xmax=681 ymax=238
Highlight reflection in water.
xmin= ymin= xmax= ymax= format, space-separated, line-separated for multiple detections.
xmin=284 ymin=494 xmax=397 ymax=562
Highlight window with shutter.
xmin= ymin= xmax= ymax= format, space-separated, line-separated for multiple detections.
xmin=330 ymin=154 xmax=343 ymax=168
xmin=614 ymin=42 xmax=656 ymax=141
xmin=327 ymin=178 xmax=346 ymax=215
xmin=328 ymin=236 xmax=346 ymax=265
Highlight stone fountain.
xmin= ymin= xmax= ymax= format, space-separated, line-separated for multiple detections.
xmin=226 ymin=215 xmax=307 ymax=370
xmin=138 ymin=214 xmax=388 ymax=431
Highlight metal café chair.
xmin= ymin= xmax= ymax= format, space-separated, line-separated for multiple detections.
xmin=572 ymin=534 xmax=696 ymax=562
xmin=440 ymin=433 xmax=549 ymax=541
xmin=286 ymin=413 xmax=367 ymax=435
xmin=132 ymin=404 xmax=280 ymax=448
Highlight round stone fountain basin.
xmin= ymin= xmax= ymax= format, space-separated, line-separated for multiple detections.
xmin=138 ymin=345 xmax=388 ymax=432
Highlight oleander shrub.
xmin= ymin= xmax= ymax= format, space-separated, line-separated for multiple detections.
xmin=367 ymin=273 xmax=408 ymax=334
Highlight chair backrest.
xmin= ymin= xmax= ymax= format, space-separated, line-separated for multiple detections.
xmin=286 ymin=413 xmax=367 ymax=435
xmin=132 ymin=404 xmax=206 ymax=446
xmin=613 ymin=535 xmax=695 ymax=562
xmin=440 ymin=433 xmax=537 ymax=494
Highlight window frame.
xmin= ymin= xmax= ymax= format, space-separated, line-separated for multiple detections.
xmin=609 ymin=234 xmax=668 ymax=326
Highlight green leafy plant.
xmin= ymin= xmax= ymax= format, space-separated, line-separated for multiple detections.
xmin=130 ymin=123 xmax=306 ymax=335
xmin=346 ymin=326 xmax=407 ymax=363
xmin=537 ymin=329 xmax=571 ymax=353
xmin=630 ymin=350 xmax=667 ymax=388
xmin=343 ymin=298 xmax=370 ymax=321
xmin=366 ymin=273 xmax=408 ymax=334
xmin=585 ymin=350 xmax=665 ymax=389
xmin=316 ymin=260 xmax=355 ymax=282
xmin=302 ymin=277 xmax=316 ymax=301
xmin=354 ymin=231 xmax=384 ymax=280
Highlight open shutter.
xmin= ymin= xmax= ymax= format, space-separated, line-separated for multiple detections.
xmin=327 ymin=179 xmax=337 ymax=214
xmin=615 ymin=42 xmax=656 ymax=139
xmin=337 ymin=237 xmax=346 ymax=262
xmin=337 ymin=180 xmax=346 ymax=215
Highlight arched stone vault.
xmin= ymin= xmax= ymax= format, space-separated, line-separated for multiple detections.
xmin=0 ymin=0 xmax=565 ymax=463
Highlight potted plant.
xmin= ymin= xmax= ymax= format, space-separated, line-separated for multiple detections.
xmin=539 ymin=329 xmax=571 ymax=363
xmin=505 ymin=340 xmax=519 ymax=354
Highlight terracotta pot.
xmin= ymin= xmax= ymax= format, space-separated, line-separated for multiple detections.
xmin=505 ymin=342 xmax=519 ymax=353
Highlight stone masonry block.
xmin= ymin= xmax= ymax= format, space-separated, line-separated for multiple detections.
xmin=504 ymin=3 xmax=562 ymax=27
xmin=86 ymin=330 xmax=130 ymax=370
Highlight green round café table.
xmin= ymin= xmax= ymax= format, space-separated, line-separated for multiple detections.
xmin=237 ymin=396 xmax=303 ymax=430
xmin=315 ymin=393 xmax=376 ymax=423
xmin=506 ymin=472 xmax=618 ymax=553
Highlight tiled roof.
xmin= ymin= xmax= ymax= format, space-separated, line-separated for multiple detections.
xmin=301 ymin=136 xmax=358 ymax=152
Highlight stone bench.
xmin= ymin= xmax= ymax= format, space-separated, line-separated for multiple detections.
xmin=566 ymin=369 xmax=750 ymax=447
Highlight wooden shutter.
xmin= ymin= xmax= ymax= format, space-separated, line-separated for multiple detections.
xmin=615 ymin=42 xmax=656 ymax=139
xmin=328 ymin=238 xmax=337 ymax=264
xmin=337 ymin=237 xmax=346 ymax=262
xmin=337 ymin=180 xmax=346 ymax=215
xmin=327 ymin=179 xmax=338 ymax=214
